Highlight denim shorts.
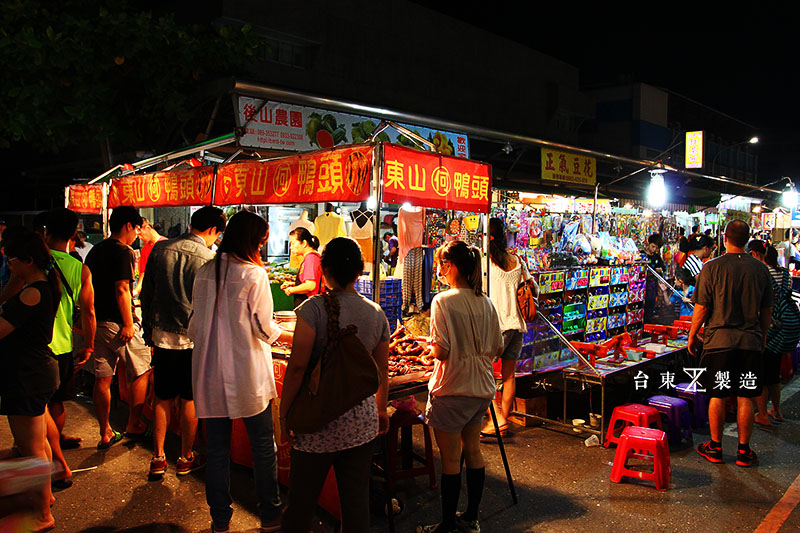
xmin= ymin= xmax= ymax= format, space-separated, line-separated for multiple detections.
xmin=499 ymin=330 xmax=524 ymax=361
xmin=425 ymin=394 xmax=491 ymax=434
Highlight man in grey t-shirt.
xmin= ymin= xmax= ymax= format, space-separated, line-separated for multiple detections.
xmin=689 ymin=219 xmax=772 ymax=467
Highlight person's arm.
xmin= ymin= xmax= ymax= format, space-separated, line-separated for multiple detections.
xmin=75 ymin=265 xmax=96 ymax=371
xmin=284 ymin=280 xmax=316 ymax=296
xmin=373 ymin=339 xmax=390 ymax=434
xmin=279 ymin=316 xmax=316 ymax=441
xmin=760 ymin=306 xmax=773 ymax=351
xmin=429 ymin=298 xmax=450 ymax=360
xmin=115 ymin=279 xmax=135 ymax=342
xmin=249 ymin=270 xmax=284 ymax=345
xmin=687 ymin=303 xmax=709 ymax=357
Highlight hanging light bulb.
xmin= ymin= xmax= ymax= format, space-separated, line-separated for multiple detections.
xmin=648 ymin=169 xmax=667 ymax=208
xmin=782 ymin=181 xmax=798 ymax=208
xmin=366 ymin=195 xmax=378 ymax=210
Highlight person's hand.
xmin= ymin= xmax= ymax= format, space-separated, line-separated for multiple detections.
xmin=279 ymin=418 xmax=294 ymax=445
xmin=686 ymin=335 xmax=697 ymax=357
xmin=119 ymin=324 xmax=135 ymax=343
xmin=282 ymin=286 xmax=293 ymax=297
xmin=280 ymin=281 xmax=291 ymax=290
xmin=74 ymin=349 xmax=92 ymax=372
xmin=682 ymin=297 xmax=691 ymax=304
xmin=378 ymin=410 xmax=390 ymax=435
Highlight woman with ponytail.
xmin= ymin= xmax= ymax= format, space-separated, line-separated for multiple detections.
xmin=482 ymin=217 xmax=536 ymax=438
xmin=0 ymin=227 xmax=60 ymax=531
xmin=417 ymin=240 xmax=503 ymax=533
xmin=282 ymin=227 xmax=323 ymax=308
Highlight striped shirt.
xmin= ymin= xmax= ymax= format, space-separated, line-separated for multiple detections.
xmin=685 ymin=254 xmax=703 ymax=278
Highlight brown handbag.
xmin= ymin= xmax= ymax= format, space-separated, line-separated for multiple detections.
xmin=286 ymin=292 xmax=381 ymax=434
xmin=514 ymin=253 xmax=539 ymax=323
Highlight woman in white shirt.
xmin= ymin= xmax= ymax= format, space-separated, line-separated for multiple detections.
xmin=188 ymin=211 xmax=292 ymax=533
xmin=482 ymin=217 xmax=534 ymax=438
xmin=417 ymin=241 xmax=503 ymax=533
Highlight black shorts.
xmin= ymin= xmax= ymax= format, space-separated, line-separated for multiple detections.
xmin=152 ymin=347 xmax=193 ymax=401
xmin=762 ymin=349 xmax=782 ymax=387
xmin=0 ymin=392 xmax=52 ymax=417
xmin=49 ymin=352 xmax=76 ymax=403
xmin=700 ymin=349 xmax=763 ymax=398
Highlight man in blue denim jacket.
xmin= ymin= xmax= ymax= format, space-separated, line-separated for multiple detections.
xmin=140 ymin=206 xmax=226 ymax=477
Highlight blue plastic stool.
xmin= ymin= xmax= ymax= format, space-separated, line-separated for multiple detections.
xmin=674 ymin=382 xmax=709 ymax=428
xmin=647 ymin=395 xmax=692 ymax=448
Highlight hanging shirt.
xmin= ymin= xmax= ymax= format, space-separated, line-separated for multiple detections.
xmin=314 ymin=212 xmax=346 ymax=248
xmin=188 ymin=255 xmax=283 ymax=419
xmin=398 ymin=206 xmax=424 ymax=260
xmin=289 ymin=211 xmax=315 ymax=235
xmin=349 ymin=210 xmax=375 ymax=263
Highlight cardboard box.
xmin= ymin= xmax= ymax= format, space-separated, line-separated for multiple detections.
xmin=509 ymin=396 xmax=547 ymax=427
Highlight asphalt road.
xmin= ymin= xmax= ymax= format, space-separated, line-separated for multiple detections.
xmin=3 ymin=377 xmax=800 ymax=532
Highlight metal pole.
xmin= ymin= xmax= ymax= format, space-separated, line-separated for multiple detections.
xmin=372 ymin=143 xmax=385 ymax=310
xmin=647 ymin=265 xmax=694 ymax=308
xmin=591 ymin=182 xmax=599 ymax=233
xmin=536 ymin=311 xmax=600 ymax=375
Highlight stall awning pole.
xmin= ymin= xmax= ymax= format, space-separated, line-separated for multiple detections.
xmin=372 ymin=143 xmax=384 ymax=311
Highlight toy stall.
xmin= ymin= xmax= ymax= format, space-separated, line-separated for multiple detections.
xmin=485 ymin=189 xmax=694 ymax=443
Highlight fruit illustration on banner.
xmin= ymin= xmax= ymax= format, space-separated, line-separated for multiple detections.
xmin=306 ymin=112 xmax=347 ymax=148
xmin=352 ymin=120 xmax=389 ymax=144
xmin=431 ymin=131 xmax=454 ymax=155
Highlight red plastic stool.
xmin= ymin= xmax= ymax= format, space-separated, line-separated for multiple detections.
xmin=603 ymin=403 xmax=663 ymax=448
xmin=383 ymin=411 xmax=437 ymax=491
xmin=609 ymin=426 xmax=671 ymax=491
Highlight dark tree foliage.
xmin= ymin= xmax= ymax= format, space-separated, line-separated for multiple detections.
xmin=0 ymin=0 xmax=262 ymax=153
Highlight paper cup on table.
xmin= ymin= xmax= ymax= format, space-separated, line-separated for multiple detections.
xmin=589 ymin=413 xmax=601 ymax=428
xmin=572 ymin=418 xmax=586 ymax=432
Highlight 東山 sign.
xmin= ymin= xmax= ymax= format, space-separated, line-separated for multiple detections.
xmin=236 ymin=96 xmax=469 ymax=158
xmin=381 ymin=144 xmax=491 ymax=213
xmin=214 ymin=145 xmax=372 ymax=206
xmin=109 ymin=167 xmax=214 ymax=208
xmin=685 ymin=131 xmax=704 ymax=169
xmin=541 ymin=149 xmax=596 ymax=186
xmin=67 ymin=184 xmax=104 ymax=214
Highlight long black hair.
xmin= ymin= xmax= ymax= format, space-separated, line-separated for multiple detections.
xmin=1 ymin=227 xmax=61 ymax=315
xmin=488 ymin=217 xmax=512 ymax=270
xmin=214 ymin=211 xmax=268 ymax=295
xmin=436 ymin=240 xmax=483 ymax=296
xmin=321 ymin=237 xmax=363 ymax=288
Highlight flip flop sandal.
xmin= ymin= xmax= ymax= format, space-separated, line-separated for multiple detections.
xmin=124 ymin=423 xmax=153 ymax=440
xmin=97 ymin=430 xmax=124 ymax=450
xmin=480 ymin=423 xmax=509 ymax=438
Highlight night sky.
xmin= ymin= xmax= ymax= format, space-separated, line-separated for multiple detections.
xmin=419 ymin=3 xmax=798 ymax=182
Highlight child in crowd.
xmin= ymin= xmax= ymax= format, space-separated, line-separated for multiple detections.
xmin=669 ymin=267 xmax=695 ymax=319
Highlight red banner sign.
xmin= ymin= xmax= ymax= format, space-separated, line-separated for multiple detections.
xmin=66 ymin=184 xmax=104 ymax=215
xmin=108 ymin=166 xmax=214 ymax=208
xmin=214 ymin=145 xmax=372 ymax=206
xmin=381 ymin=144 xmax=491 ymax=213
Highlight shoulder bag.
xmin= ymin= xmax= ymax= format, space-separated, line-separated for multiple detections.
xmin=514 ymin=253 xmax=539 ymax=323
xmin=287 ymin=292 xmax=381 ymax=434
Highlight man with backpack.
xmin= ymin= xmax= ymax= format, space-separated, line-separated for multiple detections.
xmin=688 ymin=220 xmax=773 ymax=467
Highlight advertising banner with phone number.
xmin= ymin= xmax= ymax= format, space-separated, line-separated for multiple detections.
xmin=213 ymin=144 xmax=372 ymax=206
xmin=381 ymin=144 xmax=492 ymax=213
